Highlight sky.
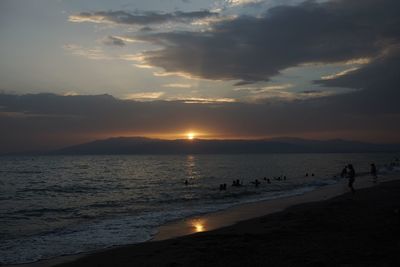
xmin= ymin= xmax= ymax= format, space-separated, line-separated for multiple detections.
xmin=1 ymin=0 xmax=400 ymax=153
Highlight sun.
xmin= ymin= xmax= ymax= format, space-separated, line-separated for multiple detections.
xmin=187 ymin=132 xmax=195 ymax=140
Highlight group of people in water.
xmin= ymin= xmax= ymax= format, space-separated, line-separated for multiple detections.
xmin=214 ymin=174 xmax=293 ymax=191
xmin=219 ymin=175 xmax=288 ymax=191
xmin=184 ymin=158 xmax=400 ymax=193
xmin=185 ymin=175 xmax=292 ymax=191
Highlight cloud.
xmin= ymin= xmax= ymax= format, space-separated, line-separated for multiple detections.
xmin=121 ymin=53 xmax=146 ymax=62
xmin=102 ymin=36 xmax=126 ymax=47
xmin=320 ymin=67 xmax=360 ymax=80
xmin=256 ymin=84 xmax=293 ymax=92
xmin=63 ymin=44 xmax=111 ymax=60
xmin=167 ymin=97 xmax=236 ymax=104
xmin=301 ymin=90 xmax=323 ymax=94
xmin=69 ymin=10 xmax=219 ymax=26
xmin=139 ymin=27 xmax=153 ymax=32
xmin=163 ymin=83 xmax=193 ymax=89
xmin=226 ymin=0 xmax=262 ymax=7
xmin=226 ymin=0 xmax=328 ymax=8
xmin=315 ymin=44 xmax=400 ymax=113
xmin=124 ymin=92 xmax=165 ymax=101
xmin=119 ymin=53 xmax=156 ymax=68
xmin=63 ymin=91 xmax=79 ymax=96
xmin=234 ymin=83 xmax=335 ymax=102
xmin=133 ymin=0 xmax=400 ymax=84
xmin=101 ymin=35 xmax=143 ymax=47
xmin=0 ymin=111 xmax=70 ymax=119
xmin=234 ymin=83 xmax=295 ymax=99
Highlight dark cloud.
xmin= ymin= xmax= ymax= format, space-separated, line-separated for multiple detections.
xmin=301 ymin=90 xmax=323 ymax=94
xmin=70 ymin=10 xmax=218 ymax=25
xmin=1 ymin=92 xmax=399 ymax=153
xmin=102 ymin=36 xmax=126 ymax=47
xmin=315 ymin=45 xmax=400 ymax=113
xmin=135 ymin=0 xmax=400 ymax=84
xmin=139 ymin=26 xmax=154 ymax=32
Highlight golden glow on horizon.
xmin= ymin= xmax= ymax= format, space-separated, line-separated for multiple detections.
xmin=104 ymin=130 xmax=279 ymax=141
xmin=187 ymin=132 xmax=195 ymax=140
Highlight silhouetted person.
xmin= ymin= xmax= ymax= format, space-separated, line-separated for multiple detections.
xmin=283 ymin=176 xmax=287 ymax=180
xmin=311 ymin=173 xmax=315 ymax=177
xmin=185 ymin=180 xmax=189 ymax=186
xmin=371 ymin=163 xmax=378 ymax=183
xmin=263 ymin=177 xmax=267 ymax=181
xmin=347 ymin=164 xmax=356 ymax=194
xmin=341 ymin=166 xmax=347 ymax=178
xmin=267 ymin=178 xmax=271 ymax=184
xmin=305 ymin=173 xmax=309 ymax=177
xmin=252 ymin=179 xmax=260 ymax=187
xmin=232 ymin=180 xmax=241 ymax=187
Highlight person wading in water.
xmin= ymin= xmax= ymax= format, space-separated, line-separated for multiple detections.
xmin=347 ymin=164 xmax=356 ymax=194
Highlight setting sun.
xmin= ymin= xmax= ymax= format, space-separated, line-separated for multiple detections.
xmin=187 ymin=132 xmax=195 ymax=140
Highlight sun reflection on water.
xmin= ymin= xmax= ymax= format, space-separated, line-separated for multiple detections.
xmin=190 ymin=219 xmax=206 ymax=233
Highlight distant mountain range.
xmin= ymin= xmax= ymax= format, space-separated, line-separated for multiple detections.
xmin=49 ymin=137 xmax=400 ymax=155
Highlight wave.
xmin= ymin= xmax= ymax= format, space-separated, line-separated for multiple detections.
xmin=19 ymin=184 xmax=100 ymax=194
xmin=8 ymin=207 xmax=77 ymax=217
xmin=0 ymin=170 xmax=43 ymax=174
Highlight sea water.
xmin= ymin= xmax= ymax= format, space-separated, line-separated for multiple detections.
xmin=0 ymin=153 xmax=399 ymax=265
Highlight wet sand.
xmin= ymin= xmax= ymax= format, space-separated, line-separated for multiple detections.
xmin=154 ymin=175 xmax=375 ymax=241
xmin=50 ymin=177 xmax=400 ymax=267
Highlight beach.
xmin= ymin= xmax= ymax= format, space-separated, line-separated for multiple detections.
xmin=3 ymin=0 xmax=400 ymax=265
xmin=41 ymin=177 xmax=400 ymax=267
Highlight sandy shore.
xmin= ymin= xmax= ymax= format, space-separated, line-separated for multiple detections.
xmin=154 ymin=174 xmax=386 ymax=241
xmin=44 ymin=176 xmax=400 ymax=267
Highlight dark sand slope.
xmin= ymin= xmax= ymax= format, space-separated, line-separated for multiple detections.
xmin=58 ymin=181 xmax=400 ymax=267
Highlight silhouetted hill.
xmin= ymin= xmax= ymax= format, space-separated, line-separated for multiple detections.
xmin=51 ymin=137 xmax=400 ymax=155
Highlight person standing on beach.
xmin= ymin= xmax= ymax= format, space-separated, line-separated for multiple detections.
xmin=347 ymin=164 xmax=356 ymax=194
xmin=370 ymin=163 xmax=378 ymax=183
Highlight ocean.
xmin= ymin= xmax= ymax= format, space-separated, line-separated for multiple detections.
xmin=1 ymin=153 xmax=399 ymax=265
